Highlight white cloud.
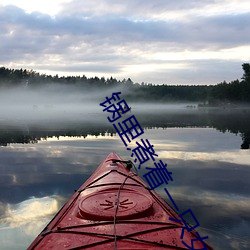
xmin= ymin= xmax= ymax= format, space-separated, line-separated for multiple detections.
xmin=0 ymin=196 xmax=59 ymax=248
xmin=158 ymin=150 xmax=250 ymax=166
xmin=0 ymin=0 xmax=250 ymax=84
xmin=0 ymin=0 xmax=67 ymax=16
xmin=0 ymin=196 xmax=59 ymax=229
xmin=0 ymin=196 xmax=61 ymax=249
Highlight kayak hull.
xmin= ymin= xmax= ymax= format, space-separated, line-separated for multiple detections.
xmin=28 ymin=152 xmax=213 ymax=249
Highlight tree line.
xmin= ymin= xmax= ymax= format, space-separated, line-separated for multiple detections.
xmin=0 ymin=63 xmax=249 ymax=104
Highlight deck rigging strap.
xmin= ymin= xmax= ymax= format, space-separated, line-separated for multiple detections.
xmin=113 ymin=169 xmax=136 ymax=249
xmin=36 ymin=160 xmax=191 ymax=250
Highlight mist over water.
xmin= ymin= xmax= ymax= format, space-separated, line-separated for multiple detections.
xmin=0 ymin=85 xmax=100 ymax=122
xmin=1 ymin=84 xmax=250 ymax=148
xmin=0 ymin=84 xmax=250 ymax=249
xmin=0 ymin=85 xmax=198 ymax=125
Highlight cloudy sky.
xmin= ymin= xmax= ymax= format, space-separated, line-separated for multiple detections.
xmin=0 ymin=0 xmax=250 ymax=85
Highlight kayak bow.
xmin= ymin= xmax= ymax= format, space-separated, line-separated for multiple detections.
xmin=28 ymin=152 xmax=213 ymax=249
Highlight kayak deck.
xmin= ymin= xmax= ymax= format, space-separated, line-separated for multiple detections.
xmin=28 ymin=152 xmax=213 ymax=249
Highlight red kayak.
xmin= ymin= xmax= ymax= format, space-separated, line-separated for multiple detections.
xmin=28 ymin=152 xmax=213 ymax=249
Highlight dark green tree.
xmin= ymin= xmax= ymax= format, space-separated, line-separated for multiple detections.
xmin=242 ymin=63 xmax=250 ymax=83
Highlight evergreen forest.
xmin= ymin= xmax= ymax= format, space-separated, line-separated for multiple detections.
xmin=0 ymin=63 xmax=250 ymax=105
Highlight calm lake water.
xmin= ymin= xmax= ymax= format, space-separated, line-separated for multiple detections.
xmin=0 ymin=104 xmax=250 ymax=249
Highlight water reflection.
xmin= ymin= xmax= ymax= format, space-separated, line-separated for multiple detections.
xmin=0 ymin=108 xmax=250 ymax=249
xmin=0 ymin=107 xmax=250 ymax=149
xmin=0 ymin=196 xmax=62 ymax=250
xmin=0 ymin=196 xmax=59 ymax=228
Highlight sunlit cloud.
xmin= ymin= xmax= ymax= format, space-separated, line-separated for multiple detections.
xmin=158 ymin=150 xmax=250 ymax=166
xmin=157 ymin=187 xmax=250 ymax=216
xmin=0 ymin=0 xmax=250 ymax=84
xmin=0 ymin=196 xmax=62 ymax=249
xmin=152 ymin=46 xmax=250 ymax=62
xmin=0 ymin=196 xmax=59 ymax=230
xmin=0 ymin=0 xmax=66 ymax=16
xmin=42 ymin=134 xmax=120 ymax=142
